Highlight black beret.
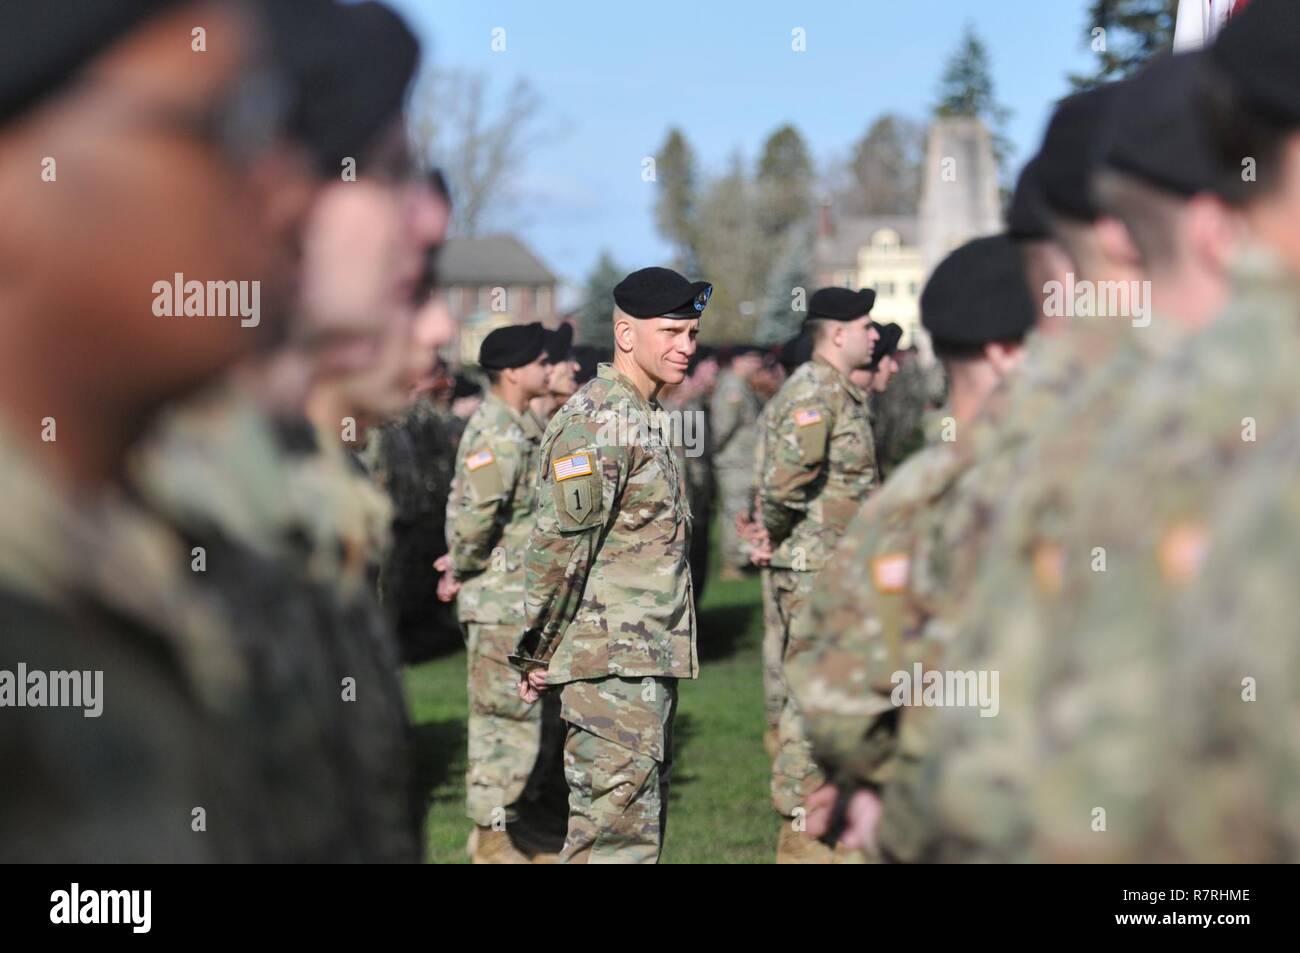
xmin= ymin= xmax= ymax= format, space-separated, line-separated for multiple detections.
xmin=778 ymin=330 xmax=814 ymax=372
xmin=807 ymin=287 xmax=877 ymax=322
xmin=479 ymin=322 xmax=545 ymax=370
xmin=0 ymin=1 xmax=180 ymax=124
xmin=452 ymin=374 xmax=482 ymax=401
xmin=865 ymin=323 xmax=903 ymax=371
xmin=614 ymin=267 xmax=712 ymax=319
xmin=1212 ymin=0 xmax=1300 ymax=123
xmin=1008 ymin=157 xmax=1051 ymax=242
xmin=1038 ymin=83 xmax=1124 ymax=222
xmin=571 ymin=344 xmax=606 ymax=385
xmin=260 ymin=0 xmax=420 ymax=173
xmin=922 ymin=234 xmax=1036 ymax=350
xmin=1103 ymin=52 xmax=1216 ymax=197
xmin=542 ymin=323 xmax=574 ymax=362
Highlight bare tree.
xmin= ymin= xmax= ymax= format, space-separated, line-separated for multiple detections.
xmin=410 ymin=69 xmax=547 ymax=236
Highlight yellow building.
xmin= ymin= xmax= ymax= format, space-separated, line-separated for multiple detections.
xmin=814 ymin=210 xmax=923 ymax=349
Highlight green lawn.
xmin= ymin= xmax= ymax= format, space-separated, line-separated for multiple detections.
xmin=403 ymin=537 xmax=777 ymax=863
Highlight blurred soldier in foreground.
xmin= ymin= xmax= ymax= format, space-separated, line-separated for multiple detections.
xmin=133 ymin=0 xmax=435 ymax=861
xmin=899 ymin=5 xmax=1300 ymax=862
xmin=793 ymin=236 xmax=1035 ymax=862
xmin=711 ymin=345 xmax=766 ymax=579
xmin=438 ymin=323 xmax=561 ymax=863
xmin=0 ymin=0 xmax=317 ymax=861
xmin=757 ymin=288 xmax=879 ymax=863
xmin=513 ymin=267 xmax=709 ymax=863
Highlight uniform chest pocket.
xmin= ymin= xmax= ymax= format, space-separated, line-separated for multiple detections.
xmin=833 ymin=408 xmax=875 ymax=477
xmin=622 ymin=444 xmax=684 ymax=531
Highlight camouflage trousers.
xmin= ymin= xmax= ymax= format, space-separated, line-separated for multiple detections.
xmin=769 ymin=569 xmax=827 ymax=818
xmin=466 ymin=622 xmax=546 ymax=828
xmin=715 ymin=469 xmax=753 ymax=570
xmin=761 ymin=570 xmax=786 ymax=733
xmin=558 ymin=675 xmax=678 ymax=864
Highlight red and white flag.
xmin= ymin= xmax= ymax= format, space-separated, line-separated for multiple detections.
xmin=1174 ymin=0 xmax=1252 ymax=50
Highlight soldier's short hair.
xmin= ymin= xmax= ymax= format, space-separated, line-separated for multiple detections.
xmin=1093 ymin=167 xmax=1184 ymax=275
xmin=804 ymin=317 xmax=835 ymax=346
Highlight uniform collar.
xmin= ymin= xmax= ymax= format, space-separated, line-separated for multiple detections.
xmin=598 ymin=362 xmax=658 ymax=415
xmin=812 ymin=354 xmax=867 ymax=404
xmin=485 ymin=389 xmax=543 ymax=439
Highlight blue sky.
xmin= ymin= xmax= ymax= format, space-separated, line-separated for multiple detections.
xmin=387 ymin=0 xmax=1100 ymax=292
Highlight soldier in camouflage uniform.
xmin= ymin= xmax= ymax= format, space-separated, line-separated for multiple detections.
xmin=138 ymin=1 xmax=436 ymax=862
xmin=710 ymin=346 xmax=765 ymax=578
xmin=531 ymin=324 xmax=580 ymax=425
xmin=663 ymin=346 xmax=718 ymax=600
xmin=788 ymin=236 xmax=1036 ymax=863
xmin=900 ymin=17 xmax=1300 ymax=862
xmin=757 ymin=288 xmax=880 ymax=863
xmin=0 ymin=0 xmax=342 ymax=860
xmin=513 ymin=267 xmax=711 ymax=863
xmin=747 ymin=332 xmax=811 ymax=758
xmin=439 ymin=323 xmax=557 ymax=863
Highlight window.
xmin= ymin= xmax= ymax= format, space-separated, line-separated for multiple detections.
xmin=878 ymin=281 xmax=896 ymax=297
xmin=537 ymin=286 xmax=552 ymax=316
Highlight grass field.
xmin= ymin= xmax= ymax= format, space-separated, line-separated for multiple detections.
xmin=403 ymin=533 xmax=778 ymax=863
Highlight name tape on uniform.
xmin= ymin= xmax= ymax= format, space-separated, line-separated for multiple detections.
xmin=553 ymin=452 xmax=594 ymax=482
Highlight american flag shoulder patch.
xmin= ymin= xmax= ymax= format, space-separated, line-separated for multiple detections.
xmin=465 ymin=449 xmax=495 ymax=471
xmin=871 ymin=552 xmax=910 ymax=593
xmin=552 ymin=452 xmax=594 ymax=482
xmin=793 ymin=407 xmax=823 ymax=427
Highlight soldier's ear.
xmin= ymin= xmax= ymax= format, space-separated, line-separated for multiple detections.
xmin=613 ymin=314 xmax=636 ymax=354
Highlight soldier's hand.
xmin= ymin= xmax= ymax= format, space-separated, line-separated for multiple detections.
xmin=805 ymin=783 xmax=882 ymax=852
xmin=517 ymin=668 xmax=548 ymax=704
xmin=749 ymin=540 xmax=773 ymax=566
xmin=436 ymin=568 xmax=461 ymax=602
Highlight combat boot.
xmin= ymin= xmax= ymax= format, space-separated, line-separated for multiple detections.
xmin=472 ymin=826 xmax=532 ymax=864
xmin=776 ymin=821 xmax=834 ymax=864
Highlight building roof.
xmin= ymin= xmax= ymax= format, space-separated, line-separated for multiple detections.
xmin=439 ymin=234 xmax=556 ymax=286
xmin=815 ymin=213 xmax=919 ymax=269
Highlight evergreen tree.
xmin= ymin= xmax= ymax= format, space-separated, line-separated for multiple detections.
xmin=1071 ymin=0 xmax=1178 ymax=89
xmin=577 ymin=250 xmax=623 ymax=351
xmin=653 ymin=129 xmax=700 ymax=274
xmin=756 ymin=225 xmax=813 ymax=346
xmin=934 ymin=24 xmax=1013 ymax=170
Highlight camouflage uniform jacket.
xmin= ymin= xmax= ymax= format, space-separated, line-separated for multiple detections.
xmin=515 ymin=363 xmax=697 ymax=684
xmin=710 ymin=368 xmax=761 ymax=472
xmin=445 ymin=391 xmax=544 ymax=625
xmin=908 ymin=248 xmax=1300 ymax=862
xmin=792 ymin=412 xmax=969 ymax=789
xmin=758 ymin=355 xmax=876 ymax=571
